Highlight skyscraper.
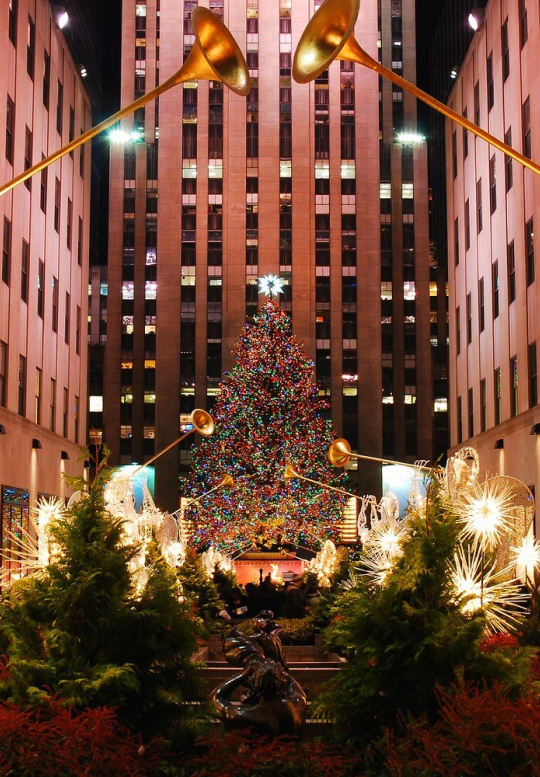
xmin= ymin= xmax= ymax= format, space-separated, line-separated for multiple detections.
xmin=0 ymin=0 xmax=91 ymax=566
xmin=102 ymin=0 xmax=433 ymax=513
xmin=447 ymin=0 xmax=540 ymax=500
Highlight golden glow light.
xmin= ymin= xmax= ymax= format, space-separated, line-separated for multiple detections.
xmin=511 ymin=536 xmax=540 ymax=571
xmin=458 ymin=479 xmax=516 ymax=551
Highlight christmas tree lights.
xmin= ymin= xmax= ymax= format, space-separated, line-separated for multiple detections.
xmin=183 ymin=301 xmax=347 ymax=553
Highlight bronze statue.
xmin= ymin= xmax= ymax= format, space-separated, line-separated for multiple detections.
xmin=210 ymin=611 xmax=307 ymax=737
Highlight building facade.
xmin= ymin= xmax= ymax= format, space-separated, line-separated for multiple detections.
xmin=0 ymin=0 xmax=91 ymax=549
xmin=102 ymin=0 xmax=433 ymax=512
xmin=447 ymin=0 xmax=540 ymax=502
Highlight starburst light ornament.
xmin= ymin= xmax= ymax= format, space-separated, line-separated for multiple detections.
xmin=450 ymin=546 xmax=528 ymax=633
xmin=458 ymin=477 xmax=517 ymax=551
xmin=258 ymin=273 xmax=285 ymax=297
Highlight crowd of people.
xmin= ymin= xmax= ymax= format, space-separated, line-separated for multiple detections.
xmin=213 ymin=566 xmax=318 ymax=620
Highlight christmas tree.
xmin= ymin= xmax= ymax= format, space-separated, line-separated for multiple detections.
xmin=183 ymin=300 xmax=347 ymax=554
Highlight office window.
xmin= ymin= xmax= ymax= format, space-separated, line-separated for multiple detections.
xmin=474 ymin=80 xmax=480 ymax=125
xmin=77 ymin=217 xmax=83 ymax=265
xmin=480 ymin=378 xmax=487 ymax=432
xmin=20 ymin=239 xmax=28 ymax=303
xmin=2 ymin=217 xmax=11 ymax=285
xmin=523 ymin=96 xmax=531 ymax=159
xmin=466 ymin=292 xmax=472 ymax=344
xmin=63 ymin=387 xmax=68 ymax=437
xmin=8 ymin=0 xmax=17 ymax=46
xmin=280 ymin=122 xmax=292 ymax=158
xmin=454 ymin=217 xmax=459 ymax=266
xmin=468 ymin=387 xmax=474 ymax=439
xmin=494 ymin=367 xmax=502 ymax=424
xmin=507 ymin=240 xmax=516 ymax=302
xmin=54 ymin=177 xmax=60 ymax=232
xmin=510 ymin=355 xmax=518 ymax=417
xmin=502 ymin=18 xmax=509 ymax=81
xmin=76 ymin=305 xmax=81 ymax=355
xmin=56 ymin=79 xmax=63 ymax=135
xmin=18 ymin=355 xmax=26 ymax=416
xmin=52 ymin=276 xmax=58 ymax=332
xmin=526 ymin=217 xmax=534 ymax=286
xmin=24 ymin=126 xmax=32 ymax=190
xmin=456 ymin=305 xmax=461 ymax=355
xmin=26 ymin=14 xmax=35 ymax=79
xmin=529 ymin=342 xmax=538 ymax=408
xmin=67 ymin=198 xmax=72 ymax=249
xmin=478 ymin=277 xmax=484 ymax=333
xmin=37 ymin=259 xmax=44 ymax=318
xmin=489 ymin=155 xmax=496 ymax=214
xmin=504 ymin=129 xmax=513 ymax=191
xmin=457 ymin=395 xmax=463 ymax=444
xmin=34 ymin=367 xmax=41 ymax=424
xmin=519 ymin=0 xmax=528 ymax=48
xmin=476 ymin=178 xmax=482 ymax=233
xmin=5 ymin=96 xmax=14 ymax=164
xmin=0 ymin=341 xmax=7 ymax=407
xmin=40 ymin=162 xmax=47 ymax=212
xmin=64 ymin=292 xmax=70 ymax=344
xmin=43 ymin=49 xmax=50 ymax=108
xmin=492 ymin=259 xmax=499 ymax=318
xmin=50 ymin=378 xmax=56 ymax=431
xmin=465 ymin=199 xmax=470 ymax=250
xmin=487 ymin=52 xmax=494 ymax=111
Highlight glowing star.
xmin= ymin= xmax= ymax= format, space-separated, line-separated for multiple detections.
xmin=258 ymin=274 xmax=285 ymax=297
xmin=458 ymin=478 xmax=516 ymax=551
xmin=449 ymin=546 xmax=528 ymax=633
xmin=511 ymin=536 xmax=540 ymax=572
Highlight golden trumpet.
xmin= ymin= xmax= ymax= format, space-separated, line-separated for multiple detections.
xmin=293 ymin=0 xmax=540 ymax=177
xmin=128 ymin=408 xmax=214 ymax=480
xmin=328 ymin=438 xmax=431 ymax=471
xmin=0 ymin=7 xmax=249 ymax=198
xmin=183 ymin=473 xmax=234 ymax=511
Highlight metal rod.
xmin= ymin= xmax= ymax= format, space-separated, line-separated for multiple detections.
xmin=347 ymin=452 xmax=432 ymax=472
xmin=126 ymin=428 xmax=196 ymax=481
xmin=341 ymin=39 xmax=540 ymax=176
xmin=289 ymin=471 xmax=360 ymax=500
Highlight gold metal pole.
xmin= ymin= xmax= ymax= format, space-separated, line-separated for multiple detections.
xmin=346 ymin=452 xmax=431 ymax=472
xmin=284 ymin=464 xmax=359 ymax=500
xmin=0 ymin=7 xmax=249 ymax=197
xmin=182 ymin=475 xmax=234 ymax=511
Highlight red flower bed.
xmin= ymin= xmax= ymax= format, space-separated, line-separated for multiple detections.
xmin=0 ymin=700 xmax=163 ymax=776
xmin=381 ymin=683 xmax=540 ymax=776
xmin=178 ymin=730 xmax=368 ymax=776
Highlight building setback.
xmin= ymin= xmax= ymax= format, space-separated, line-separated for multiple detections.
xmin=448 ymin=0 xmax=540 ymax=504
xmin=0 ymin=0 xmax=91 ymax=559
xmin=102 ymin=0 xmax=433 ymax=513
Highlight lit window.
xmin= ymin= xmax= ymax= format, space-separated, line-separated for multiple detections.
xmin=315 ymin=161 xmax=330 ymax=179
xmin=143 ymin=426 xmax=155 ymax=439
xmin=144 ymin=359 xmax=155 ymax=368
xmin=89 ymin=395 xmax=103 ymax=412
xmin=182 ymin=160 xmax=197 ymax=177
xmin=402 ymin=183 xmax=413 ymax=199
xmin=208 ymin=160 xmax=222 ymax=178
xmin=122 ymin=282 xmax=134 ymax=300
xmin=403 ymin=281 xmax=416 ymax=300
xmin=123 ymin=315 xmax=134 ymax=326
xmin=181 ymin=275 xmax=196 ymax=286
xmin=380 ymin=183 xmax=391 ymax=199
xmin=434 ymin=398 xmax=448 ymax=413
xmin=146 ymin=248 xmax=157 ymax=265
xmin=136 ymin=4 xmax=147 ymax=16
xmin=100 ymin=283 xmax=108 ymax=296
xmin=145 ymin=281 xmax=157 ymax=299
xmin=381 ymin=282 xmax=392 ymax=300
xmin=144 ymin=392 xmax=156 ymax=403
xmin=382 ymin=395 xmax=394 ymax=404
xmin=120 ymin=425 xmax=132 ymax=438
xmin=341 ymin=161 xmax=355 ymax=179
xmin=280 ymin=160 xmax=292 ymax=178
xmin=404 ymin=394 xmax=416 ymax=404
xmin=120 ymin=391 xmax=133 ymax=404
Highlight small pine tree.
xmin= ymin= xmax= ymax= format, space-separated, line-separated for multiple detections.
xmin=0 ymin=457 xmax=202 ymax=742
xmin=183 ymin=300 xmax=346 ymax=554
xmin=176 ymin=550 xmax=229 ymax=629
xmin=319 ymin=476 xmax=534 ymax=746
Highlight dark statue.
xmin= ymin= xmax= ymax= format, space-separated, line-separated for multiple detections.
xmin=210 ymin=610 xmax=307 ymax=737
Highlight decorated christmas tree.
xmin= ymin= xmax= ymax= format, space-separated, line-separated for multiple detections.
xmin=183 ymin=299 xmax=347 ymax=554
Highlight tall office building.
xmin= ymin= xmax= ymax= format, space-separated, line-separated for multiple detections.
xmin=448 ymin=0 xmax=540 ymax=501
xmin=102 ymin=0 xmax=432 ymax=513
xmin=0 ymin=0 xmax=91 ymax=567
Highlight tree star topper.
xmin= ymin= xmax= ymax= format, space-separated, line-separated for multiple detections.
xmin=258 ymin=274 xmax=285 ymax=297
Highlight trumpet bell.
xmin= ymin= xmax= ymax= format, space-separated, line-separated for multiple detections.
xmin=293 ymin=0 xmax=360 ymax=83
xmin=219 ymin=474 xmax=234 ymax=488
xmin=191 ymin=409 xmax=215 ymax=436
xmin=187 ymin=6 xmax=250 ymax=96
xmin=328 ymin=438 xmax=352 ymax=468
xmin=284 ymin=464 xmax=300 ymax=480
